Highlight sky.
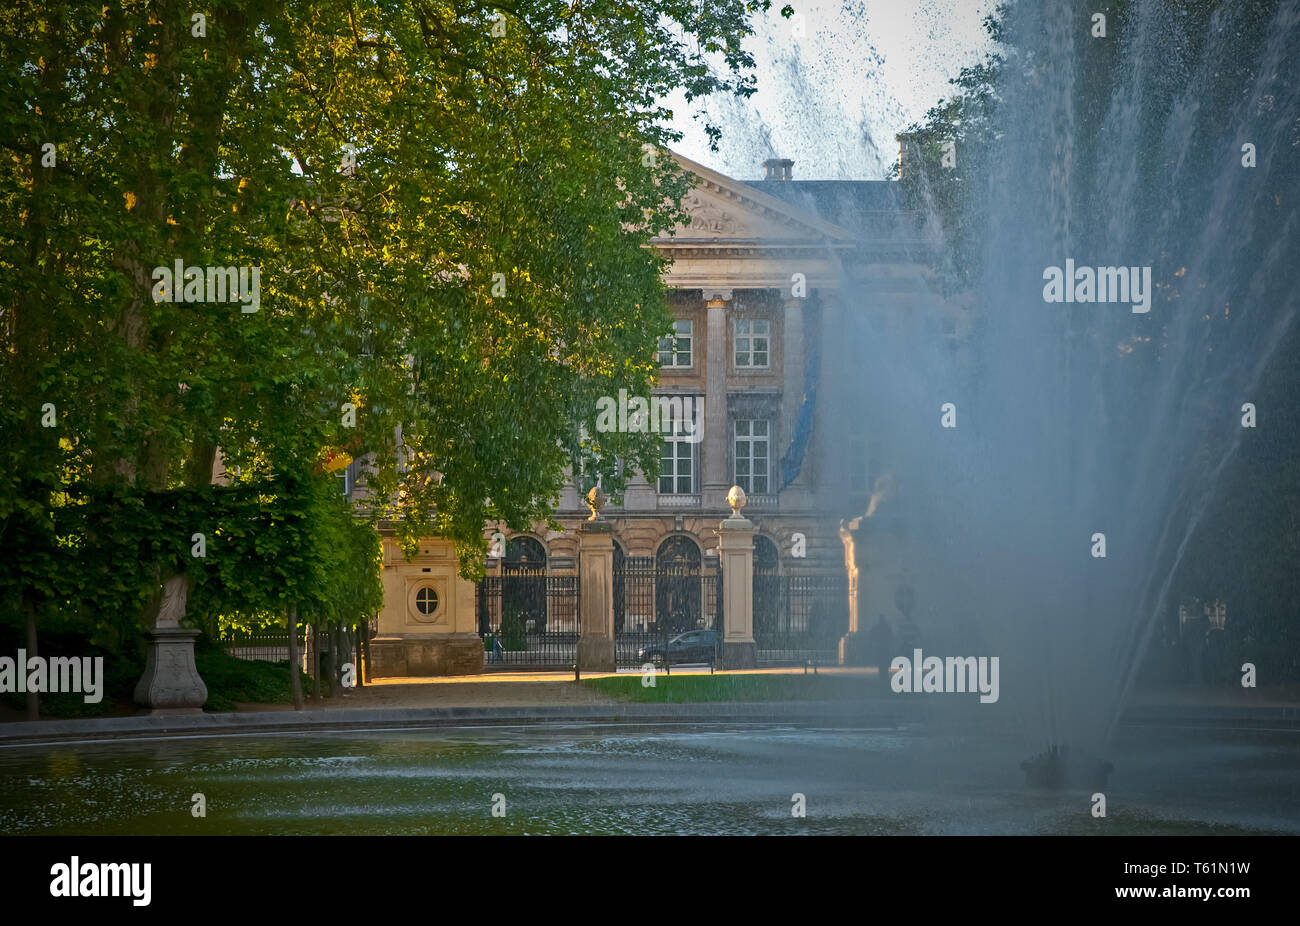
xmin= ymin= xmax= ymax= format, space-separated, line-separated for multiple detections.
xmin=665 ymin=0 xmax=997 ymax=181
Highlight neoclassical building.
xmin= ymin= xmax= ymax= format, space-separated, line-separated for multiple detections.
xmin=371 ymin=150 xmax=967 ymax=674
xmin=485 ymin=152 xmax=964 ymax=577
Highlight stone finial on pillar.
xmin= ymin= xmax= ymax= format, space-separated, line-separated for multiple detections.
xmin=716 ymin=486 xmax=757 ymax=669
xmin=585 ymin=485 xmax=607 ymax=521
xmin=576 ymin=518 xmax=616 ymax=671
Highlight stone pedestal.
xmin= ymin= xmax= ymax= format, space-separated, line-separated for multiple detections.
xmin=134 ymin=628 xmax=208 ymax=712
xmin=717 ymin=489 xmax=757 ymax=669
xmin=577 ymin=516 xmax=616 ymax=672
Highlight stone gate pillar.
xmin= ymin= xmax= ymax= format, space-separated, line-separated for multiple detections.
xmin=576 ymin=488 xmax=616 ymax=671
xmin=717 ymin=486 xmax=757 ymax=669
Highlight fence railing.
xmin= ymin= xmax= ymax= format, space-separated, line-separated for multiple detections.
xmin=753 ymin=573 xmax=848 ymax=665
xmin=477 ymin=574 xmax=581 ymax=667
xmin=218 ymin=631 xmax=309 ymax=670
xmin=218 ymin=632 xmax=301 ymax=661
xmin=614 ymin=563 xmax=721 ymax=666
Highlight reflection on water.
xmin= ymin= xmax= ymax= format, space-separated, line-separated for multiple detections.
xmin=0 ymin=724 xmax=1294 ymax=835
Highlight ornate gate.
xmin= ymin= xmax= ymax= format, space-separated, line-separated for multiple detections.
xmin=614 ymin=537 xmax=722 ymax=667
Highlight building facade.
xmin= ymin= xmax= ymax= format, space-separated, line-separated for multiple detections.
xmin=373 ymin=151 xmax=967 ymax=674
xmin=485 ymin=152 xmax=962 ymax=578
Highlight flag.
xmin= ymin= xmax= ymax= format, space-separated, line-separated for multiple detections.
xmin=780 ymin=342 xmax=819 ymax=489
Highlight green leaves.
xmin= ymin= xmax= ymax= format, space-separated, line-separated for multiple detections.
xmin=1 ymin=0 xmax=762 ymax=640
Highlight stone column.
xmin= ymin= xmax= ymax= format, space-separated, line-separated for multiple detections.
xmin=576 ymin=488 xmax=616 ymax=671
xmin=716 ymin=486 xmax=757 ymax=669
xmin=816 ymin=291 xmax=842 ymax=508
xmin=134 ymin=573 xmax=208 ymax=712
xmin=702 ymin=289 xmax=731 ymax=509
xmin=780 ymin=293 xmax=810 ymax=507
xmin=837 ymin=517 xmax=871 ymax=666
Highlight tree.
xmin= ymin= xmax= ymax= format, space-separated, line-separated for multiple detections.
xmin=1 ymin=1 xmax=774 ymax=669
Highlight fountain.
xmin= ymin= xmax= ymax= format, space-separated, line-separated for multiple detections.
xmin=814 ymin=0 xmax=1300 ymax=773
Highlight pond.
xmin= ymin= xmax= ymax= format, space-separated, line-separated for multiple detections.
xmin=0 ymin=722 xmax=1294 ymax=835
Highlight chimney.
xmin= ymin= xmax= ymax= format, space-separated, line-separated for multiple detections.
xmin=762 ymin=158 xmax=794 ymax=181
xmin=895 ymin=133 xmax=917 ymax=179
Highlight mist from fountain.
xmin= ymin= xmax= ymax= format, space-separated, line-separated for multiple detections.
xmin=811 ymin=0 xmax=1300 ymax=767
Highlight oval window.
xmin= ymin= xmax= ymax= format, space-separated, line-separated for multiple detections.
xmin=415 ymin=586 xmax=439 ymax=616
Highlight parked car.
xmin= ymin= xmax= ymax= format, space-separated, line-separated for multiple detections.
xmin=637 ymin=630 xmax=720 ymax=667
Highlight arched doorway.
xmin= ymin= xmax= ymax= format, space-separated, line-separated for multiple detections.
xmin=503 ymin=536 xmax=547 ymax=633
xmin=753 ymin=535 xmax=781 ymax=635
xmin=656 ymin=535 xmax=702 ymax=635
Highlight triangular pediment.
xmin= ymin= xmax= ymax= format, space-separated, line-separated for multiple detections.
xmin=652 ymin=152 xmax=856 ymax=248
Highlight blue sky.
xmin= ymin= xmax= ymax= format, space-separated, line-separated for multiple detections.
xmin=665 ymin=0 xmax=996 ymax=181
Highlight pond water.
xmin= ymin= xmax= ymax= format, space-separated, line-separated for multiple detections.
xmin=0 ymin=722 xmax=1295 ymax=835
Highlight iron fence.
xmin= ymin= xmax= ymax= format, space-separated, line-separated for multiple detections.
xmin=218 ymin=631 xmax=307 ymax=665
xmin=477 ymin=573 xmax=581 ymax=667
xmin=615 ymin=558 xmax=722 ymax=666
xmin=753 ymin=573 xmax=848 ymax=665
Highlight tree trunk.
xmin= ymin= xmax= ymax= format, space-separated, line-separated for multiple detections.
xmin=286 ymin=605 xmax=303 ymax=711
xmin=328 ymin=628 xmax=340 ymax=697
xmin=23 ymin=596 xmax=38 ymax=721
xmin=312 ymin=623 xmax=321 ymax=701
xmin=355 ymin=622 xmax=365 ymax=689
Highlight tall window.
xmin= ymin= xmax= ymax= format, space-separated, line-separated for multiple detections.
xmin=658 ymin=319 xmax=693 ymax=367
xmin=659 ymin=434 xmax=696 ymax=494
xmin=658 ymin=403 xmax=698 ymax=494
xmin=734 ymin=419 xmax=770 ymax=494
xmin=335 ymin=469 xmax=351 ymax=497
xmin=734 ymin=318 xmax=770 ymax=368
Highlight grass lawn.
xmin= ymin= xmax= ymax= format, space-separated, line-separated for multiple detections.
xmin=582 ymin=671 xmax=885 ymax=703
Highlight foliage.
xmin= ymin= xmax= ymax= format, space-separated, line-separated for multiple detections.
xmin=194 ymin=651 xmax=314 ymax=712
xmin=0 ymin=1 xmax=771 ymax=655
xmin=500 ymin=608 xmax=528 ymax=652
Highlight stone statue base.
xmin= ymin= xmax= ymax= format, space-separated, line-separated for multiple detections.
xmin=134 ymin=627 xmax=208 ymax=712
xmin=576 ymin=636 xmax=615 ymax=672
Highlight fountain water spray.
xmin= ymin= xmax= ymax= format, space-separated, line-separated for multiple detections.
xmin=810 ymin=0 xmax=1300 ymax=777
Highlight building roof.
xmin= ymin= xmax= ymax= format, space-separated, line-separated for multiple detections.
xmin=738 ymin=180 xmax=905 ymax=238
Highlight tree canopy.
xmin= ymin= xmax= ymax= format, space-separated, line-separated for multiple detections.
xmin=0 ymin=0 xmax=773 ymax=645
